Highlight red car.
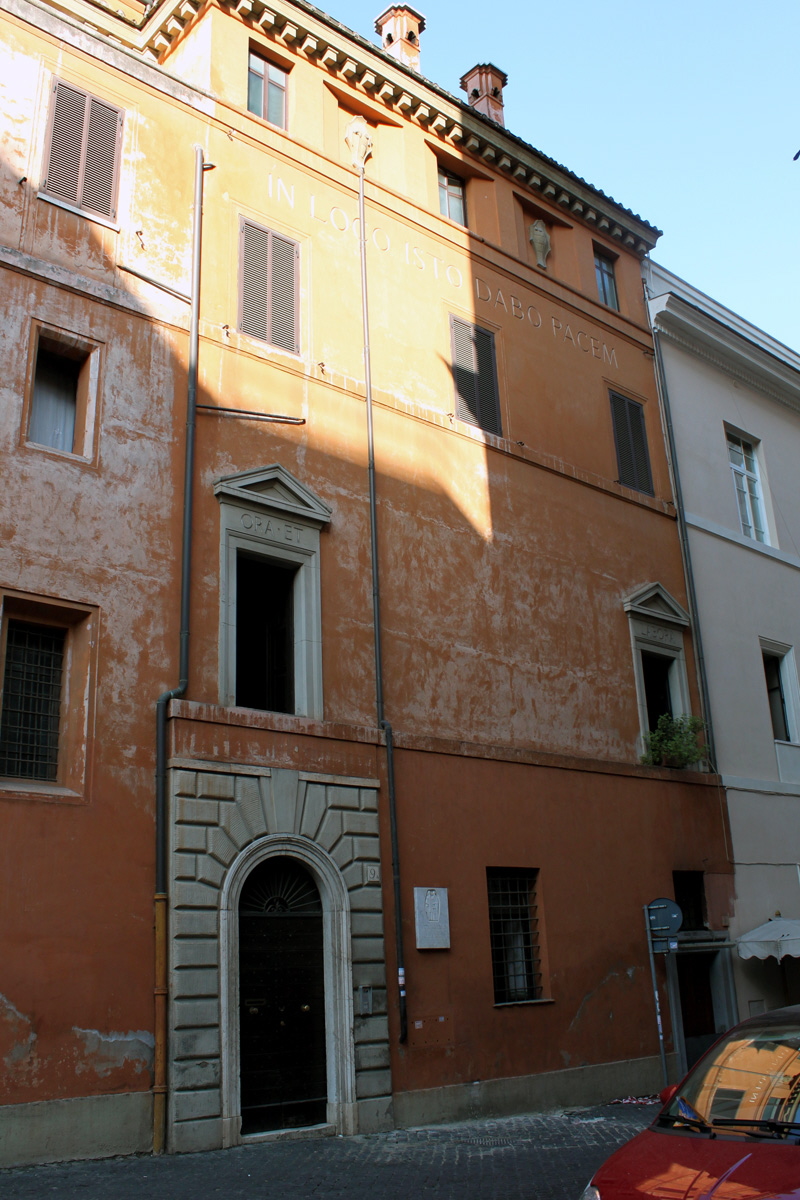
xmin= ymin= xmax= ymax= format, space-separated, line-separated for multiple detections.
xmin=581 ymin=1005 xmax=800 ymax=1199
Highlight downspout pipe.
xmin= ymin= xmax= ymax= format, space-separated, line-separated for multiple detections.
xmin=153 ymin=145 xmax=212 ymax=1153
xmin=355 ymin=142 xmax=408 ymax=1045
xmin=644 ymin=271 xmax=717 ymax=770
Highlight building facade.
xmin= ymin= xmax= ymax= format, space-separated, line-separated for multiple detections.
xmin=647 ymin=262 xmax=800 ymax=1053
xmin=0 ymin=0 xmax=733 ymax=1166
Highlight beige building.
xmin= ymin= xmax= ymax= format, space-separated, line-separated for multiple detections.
xmin=647 ymin=261 xmax=800 ymax=1056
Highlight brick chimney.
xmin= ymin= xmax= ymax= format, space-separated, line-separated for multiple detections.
xmin=374 ymin=5 xmax=426 ymax=73
xmin=459 ymin=63 xmax=507 ymax=126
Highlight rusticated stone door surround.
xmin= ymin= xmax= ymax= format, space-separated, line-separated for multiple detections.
xmin=168 ymin=764 xmax=392 ymax=1154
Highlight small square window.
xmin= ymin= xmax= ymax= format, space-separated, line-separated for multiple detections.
xmin=438 ymin=168 xmax=466 ymax=226
xmin=25 ymin=326 xmax=101 ymax=459
xmin=247 ymin=53 xmax=288 ymax=129
xmin=486 ymin=868 xmax=543 ymax=1004
xmin=594 ymin=249 xmax=619 ymax=310
xmin=727 ymin=432 xmax=768 ymax=544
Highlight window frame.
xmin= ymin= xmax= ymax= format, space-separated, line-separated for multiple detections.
xmin=22 ymin=322 xmax=103 ymax=462
xmin=247 ymin=51 xmax=289 ymax=130
xmin=610 ymin=391 xmax=654 ymax=495
xmin=0 ymin=591 xmax=97 ymax=801
xmin=40 ymin=78 xmax=124 ymax=225
xmin=239 ymin=217 xmax=300 ymax=354
xmin=760 ymin=639 xmax=800 ymax=745
xmin=594 ymin=246 xmax=619 ymax=310
xmin=726 ymin=430 xmax=769 ymax=545
xmin=438 ymin=167 xmax=467 ymax=226
xmin=624 ymin=584 xmax=693 ymax=757
xmin=486 ymin=867 xmax=547 ymax=1006
xmin=450 ymin=314 xmax=502 ymax=437
xmin=215 ymin=466 xmax=332 ymax=720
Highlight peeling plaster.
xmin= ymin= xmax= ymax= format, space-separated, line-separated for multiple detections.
xmin=569 ymin=969 xmax=633 ymax=1033
xmin=1 ymin=992 xmax=38 ymax=1074
xmin=72 ymin=1028 xmax=154 ymax=1077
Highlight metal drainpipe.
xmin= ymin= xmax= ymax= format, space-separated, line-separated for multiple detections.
xmin=643 ymin=270 xmax=717 ymax=770
xmin=153 ymin=146 xmax=213 ymax=1153
xmin=355 ymin=144 xmax=408 ymax=1044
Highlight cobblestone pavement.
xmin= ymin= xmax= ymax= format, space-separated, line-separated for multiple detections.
xmin=1 ymin=1102 xmax=659 ymax=1199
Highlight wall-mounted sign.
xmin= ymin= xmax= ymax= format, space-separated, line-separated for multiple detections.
xmin=414 ymin=887 xmax=450 ymax=949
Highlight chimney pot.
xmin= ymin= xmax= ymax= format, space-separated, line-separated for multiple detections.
xmin=459 ymin=63 xmax=508 ymax=126
xmin=374 ymin=5 xmax=426 ymax=73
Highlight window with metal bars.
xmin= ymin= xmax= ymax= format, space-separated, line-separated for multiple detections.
xmin=239 ymin=218 xmax=299 ymax=353
xmin=486 ymin=867 xmax=542 ymax=1004
xmin=610 ymin=392 xmax=653 ymax=495
xmin=0 ymin=620 xmax=65 ymax=781
xmin=41 ymin=79 xmax=123 ymax=221
xmin=450 ymin=316 xmax=501 ymax=436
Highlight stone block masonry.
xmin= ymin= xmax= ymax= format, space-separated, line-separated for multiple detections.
xmin=168 ymin=763 xmax=390 ymax=1153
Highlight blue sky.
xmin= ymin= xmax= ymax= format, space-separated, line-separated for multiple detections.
xmin=327 ymin=0 xmax=800 ymax=352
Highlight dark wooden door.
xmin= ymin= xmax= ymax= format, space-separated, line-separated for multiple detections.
xmin=238 ymin=857 xmax=327 ymax=1133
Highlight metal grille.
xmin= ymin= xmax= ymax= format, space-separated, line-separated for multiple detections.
xmin=487 ymin=868 xmax=542 ymax=1004
xmin=0 ymin=621 xmax=65 ymax=781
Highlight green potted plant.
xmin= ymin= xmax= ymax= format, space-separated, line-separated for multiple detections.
xmin=642 ymin=713 xmax=706 ymax=769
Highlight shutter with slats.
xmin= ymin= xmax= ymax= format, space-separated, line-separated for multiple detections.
xmin=451 ymin=316 xmax=501 ymax=436
xmin=43 ymin=81 xmax=86 ymax=207
xmin=270 ymin=233 xmax=298 ymax=353
xmin=83 ymin=96 xmax=122 ymax=218
xmin=610 ymin=392 xmax=653 ymax=494
xmin=240 ymin=219 xmax=299 ymax=352
xmin=42 ymin=81 xmax=123 ymax=220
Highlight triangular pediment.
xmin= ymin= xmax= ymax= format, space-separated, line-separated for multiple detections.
xmin=623 ymin=582 xmax=690 ymax=627
xmin=214 ymin=464 xmax=332 ymax=526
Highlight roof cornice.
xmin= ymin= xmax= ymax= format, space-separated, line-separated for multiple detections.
xmin=650 ymin=291 xmax=800 ymax=414
xmin=39 ymin=0 xmax=661 ymax=253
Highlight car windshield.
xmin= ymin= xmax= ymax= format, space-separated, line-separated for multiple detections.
xmin=662 ymin=1021 xmax=800 ymax=1139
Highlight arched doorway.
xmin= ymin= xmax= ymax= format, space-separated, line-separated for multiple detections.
xmin=238 ymin=856 xmax=327 ymax=1132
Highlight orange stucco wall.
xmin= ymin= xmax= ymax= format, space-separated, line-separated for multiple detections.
xmin=0 ymin=0 xmax=730 ymax=1130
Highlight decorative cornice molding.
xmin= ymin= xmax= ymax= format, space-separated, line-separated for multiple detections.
xmin=652 ymin=295 xmax=800 ymax=415
xmin=25 ymin=0 xmax=660 ymax=253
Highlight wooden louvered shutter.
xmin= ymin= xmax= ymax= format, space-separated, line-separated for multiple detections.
xmin=240 ymin=219 xmax=299 ymax=352
xmin=610 ymin=392 xmax=653 ymax=494
xmin=451 ymin=316 xmax=501 ymax=436
xmin=270 ymin=233 xmax=298 ymax=353
xmin=42 ymin=80 xmax=122 ymax=220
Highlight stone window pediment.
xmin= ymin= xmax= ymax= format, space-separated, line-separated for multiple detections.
xmin=215 ymin=465 xmax=330 ymax=719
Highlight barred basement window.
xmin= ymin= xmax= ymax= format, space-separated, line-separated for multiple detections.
xmin=0 ymin=620 xmax=65 ymax=781
xmin=40 ymin=79 xmax=123 ymax=221
xmin=239 ymin=218 xmax=299 ymax=353
xmin=486 ymin=867 xmax=542 ymax=1004
xmin=451 ymin=316 xmax=501 ymax=436
xmin=610 ymin=392 xmax=653 ymax=495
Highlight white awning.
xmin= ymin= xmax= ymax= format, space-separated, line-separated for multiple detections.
xmin=737 ymin=918 xmax=800 ymax=961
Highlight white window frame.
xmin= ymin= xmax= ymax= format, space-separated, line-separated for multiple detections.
xmin=624 ymin=584 xmax=692 ymax=755
xmin=726 ymin=429 xmax=769 ymax=545
xmin=215 ymin=466 xmax=331 ymax=720
xmin=759 ymin=638 xmax=800 ymax=745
